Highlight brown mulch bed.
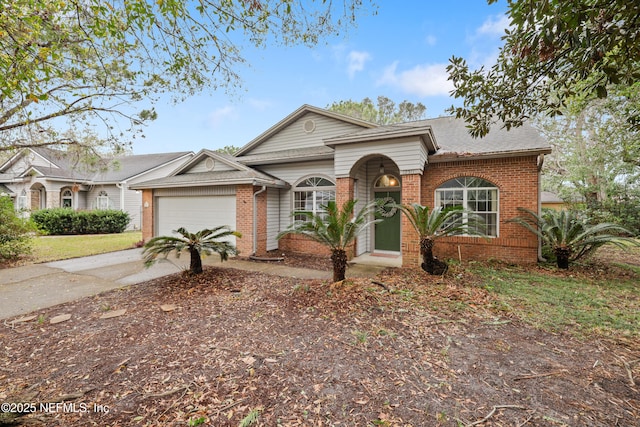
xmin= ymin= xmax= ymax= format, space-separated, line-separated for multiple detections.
xmin=1 ymin=260 xmax=639 ymax=426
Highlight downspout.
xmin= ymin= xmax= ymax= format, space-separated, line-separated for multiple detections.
xmin=253 ymin=185 xmax=267 ymax=255
xmin=537 ymin=155 xmax=546 ymax=262
xmin=116 ymin=182 xmax=125 ymax=212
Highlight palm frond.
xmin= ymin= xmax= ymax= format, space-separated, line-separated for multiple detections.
xmin=278 ymin=199 xmax=381 ymax=251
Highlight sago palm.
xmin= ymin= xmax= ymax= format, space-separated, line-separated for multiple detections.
xmin=397 ymin=204 xmax=485 ymax=275
xmin=509 ymin=208 xmax=639 ymax=269
xmin=142 ymin=226 xmax=241 ymax=275
xmin=278 ymin=199 xmax=380 ymax=282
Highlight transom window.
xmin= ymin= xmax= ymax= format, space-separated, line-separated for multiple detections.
xmin=294 ymin=176 xmax=335 ymax=222
xmin=61 ymin=189 xmax=73 ymax=208
xmin=374 ymin=174 xmax=400 ymax=188
xmin=435 ymin=177 xmax=498 ymax=236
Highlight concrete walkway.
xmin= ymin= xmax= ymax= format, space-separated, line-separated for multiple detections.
xmin=0 ymin=249 xmax=389 ymax=321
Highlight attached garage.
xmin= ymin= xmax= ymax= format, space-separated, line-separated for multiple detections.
xmin=154 ymin=186 xmax=237 ymax=244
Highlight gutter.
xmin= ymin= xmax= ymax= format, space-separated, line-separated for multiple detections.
xmin=253 ymin=186 xmax=267 ymax=256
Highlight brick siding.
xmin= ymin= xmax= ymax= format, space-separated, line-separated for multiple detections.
xmin=420 ymin=156 xmax=540 ymax=264
xmin=141 ymin=189 xmax=153 ymax=242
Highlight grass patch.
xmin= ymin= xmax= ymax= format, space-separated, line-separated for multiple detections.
xmin=472 ymin=264 xmax=640 ymax=338
xmin=30 ymin=231 xmax=142 ymax=263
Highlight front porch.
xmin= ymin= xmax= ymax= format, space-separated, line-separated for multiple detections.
xmin=349 ymin=252 xmax=402 ymax=268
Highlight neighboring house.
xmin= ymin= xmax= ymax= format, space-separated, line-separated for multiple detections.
xmin=0 ymin=147 xmax=193 ymax=230
xmin=541 ymin=191 xmax=585 ymax=210
xmin=132 ymin=104 xmax=551 ymax=266
xmin=541 ymin=191 xmax=566 ymax=210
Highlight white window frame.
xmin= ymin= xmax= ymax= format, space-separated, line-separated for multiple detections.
xmin=61 ymin=189 xmax=73 ymax=209
xmin=435 ymin=177 xmax=499 ymax=237
xmin=96 ymin=191 xmax=110 ymax=210
xmin=293 ymin=176 xmax=336 ymax=222
xmin=16 ymin=189 xmax=28 ymax=211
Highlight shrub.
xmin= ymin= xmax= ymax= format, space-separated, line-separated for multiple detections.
xmin=31 ymin=208 xmax=130 ymax=235
xmin=0 ymin=196 xmax=33 ymax=260
xmin=510 ymin=208 xmax=640 ymax=269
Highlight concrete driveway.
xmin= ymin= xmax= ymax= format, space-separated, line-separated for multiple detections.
xmin=0 ymin=249 xmax=348 ymax=321
xmin=0 ymin=249 xmax=192 ymax=320
xmin=0 ymin=249 xmax=393 ymax=321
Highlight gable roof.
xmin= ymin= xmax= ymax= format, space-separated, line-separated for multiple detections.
xmin=130 ymin=149 xmax=289 ymax=189
xmin=0 ymin=147 xmax=192 ymax=183
xmin=92 ymin=151 xmax=192 ymax=182
xmin=234 ymin=104 xmax=376 ymax=157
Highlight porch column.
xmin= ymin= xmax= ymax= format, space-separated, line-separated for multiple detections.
xmin=336 ymin=177 xmax=356 ymax=258
xmin=254 ymin=186 xmax=268 ymax=257
xmin=401 ymin=173 xmax=421 ymax=267
xmin=335 ymin=177 xmax=354 ymax=207
xmin=235 ymin=184 xmax=254 ymax=256
xmin=141 ymin=189 xmax=154 ymax=242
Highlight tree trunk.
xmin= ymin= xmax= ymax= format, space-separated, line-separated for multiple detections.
xmin=331 ymin=249 xmax=348 ymax=282
xmin=555 ymin=247 xmax=571 ymax=269
xmin=189 ymin=246 xmax=203 ymax=274
xmin=420 ymin=238 xmax=448 ymax=275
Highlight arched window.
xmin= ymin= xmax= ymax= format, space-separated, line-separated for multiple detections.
xmin=293 ymin=176 xmax=335 ymax=222
xmin=435 ymin=177 xmax=499 ymax=236
xmin=61 ymin=189 xmax=73 ymax=208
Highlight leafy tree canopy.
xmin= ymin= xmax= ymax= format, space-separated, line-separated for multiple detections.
xmin=539 ymin=82 xmax=640 ymax=205
xmin=448 ymin=0 xmax=640 ymax=137
xmin=214 ymin=145 xmax=242 ymax=156
xmin=327 ymin=96 xmax=427 ymax=125
xmin=1 ymin=0 xmax=375 ymax=153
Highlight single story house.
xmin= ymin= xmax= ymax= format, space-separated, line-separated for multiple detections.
xmin=0 ymin=147 xmax=193 ymax=230
xmin=132 ymin=104 xmax=552 ymax=267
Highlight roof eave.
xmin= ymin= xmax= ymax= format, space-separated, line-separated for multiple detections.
xmin=238 ymin=152 xmax=335 ymax=166
xmin=324 ymin=126 xmax=438 ymax=152
xmin=428 ymin=147 xmax=552 ymax=163
xmin=130 ymin=177 xmax=289 ymax=190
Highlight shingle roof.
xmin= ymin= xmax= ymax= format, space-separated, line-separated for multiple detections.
xmin=130 ymin=169 xmax=288 ymax=189
xmin=418 ymin=116 xmax=550 ymax=159
xmin=236 ymin=146 xmax=335 ymax=165
xmin=3 ymin=148 xmax=191 ymax=182
xmin=91 ymin=152 xmax=192 ymax=182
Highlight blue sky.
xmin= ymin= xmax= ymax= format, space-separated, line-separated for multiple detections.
xmin=132 ymin=1 xmax=510 ymax=154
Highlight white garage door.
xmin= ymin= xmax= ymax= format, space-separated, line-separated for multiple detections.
xmin=156 ymin=195 xmax=236 ymax=243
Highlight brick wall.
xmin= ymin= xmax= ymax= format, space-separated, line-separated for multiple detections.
xmin=421 ymin=156 xmax=540 ymax=264
xmin=278 ymin=234 xmax=332 ymax=256
xmin=255 ymin=187 xmax=268 ymax=256
xmin=401 ymin=173 xmax=422 ymax=267
xmin=141 ymin=189 xmax=153 ymax=241
xmin=235 ymin=184 xmax=254 ymax=256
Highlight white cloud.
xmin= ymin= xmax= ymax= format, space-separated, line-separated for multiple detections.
xmin=476 ymin=14 xmax=510 ymax=37
xmin=207 ymin=106 xmax=236 ymax=127
xmin=377 ymin=61 xmax=453 ymax=97
xmin=347 ymin=50 xmax=372 ymax=79
xmin=425 ymin=35 xmax=437 ymax=46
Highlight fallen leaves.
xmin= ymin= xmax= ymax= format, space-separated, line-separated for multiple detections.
xmin=0 ymin=265 xmax=638 ymax=426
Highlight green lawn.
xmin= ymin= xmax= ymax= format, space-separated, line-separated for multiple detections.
xmin=470 ymin=260 xmax=640 ymax=339
xmin=29 ymin=231 xmax=142 ymax=263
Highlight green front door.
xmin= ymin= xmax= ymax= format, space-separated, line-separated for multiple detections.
xmin=374 ymin=191 xmax=401 ymax=251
